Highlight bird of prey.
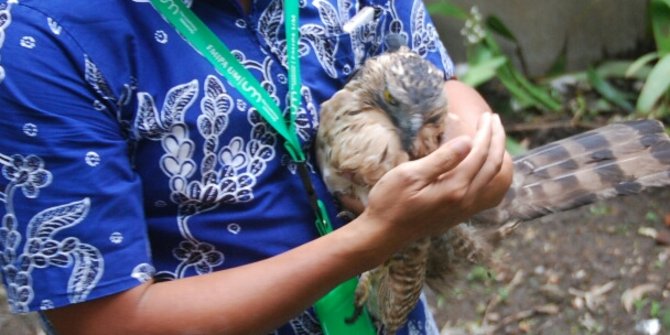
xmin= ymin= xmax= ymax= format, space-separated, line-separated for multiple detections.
xmin=316 ymin=41 xmax=447 ymax=333
xmin=315 ymin=40 xmax=670 ymax=333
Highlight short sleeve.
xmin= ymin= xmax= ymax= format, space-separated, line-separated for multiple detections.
xmin=0 ymin=2 xmax=152 ymax=313
xmin=373 ymin=0 xmax=456 ymax=79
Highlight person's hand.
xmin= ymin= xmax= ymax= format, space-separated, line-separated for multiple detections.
xmin=359 ymin=111 xmax=507 ymax=245
xmin=442 ymin=80 xmax=514 ymax=212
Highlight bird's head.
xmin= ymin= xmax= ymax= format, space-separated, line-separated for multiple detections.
xmin=372 ymin=46 xmax=447 ymax=156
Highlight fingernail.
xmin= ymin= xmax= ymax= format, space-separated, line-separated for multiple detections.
xmin=479 ymin=112 xmax=491 ymax=128
xmin=451 ymin=136 xmax=472 ymax=155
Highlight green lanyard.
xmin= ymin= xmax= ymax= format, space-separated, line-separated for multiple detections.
xmin=149 ymin=1 xmax=375 ymax=333
xmin=149 ymin=0 xmax=331 ymax=233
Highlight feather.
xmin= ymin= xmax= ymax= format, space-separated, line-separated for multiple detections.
xmin=317 ymin=38 xmax=670 ymax=332
xmin=424 ymin=224 xmax=494 ymax=295
xmin=426 ymin=120 xmax=670 ymax=298
xmin=474 ymin=120 xmax=670 ymax=225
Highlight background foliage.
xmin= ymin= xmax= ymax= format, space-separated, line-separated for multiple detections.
xmin=428 ymin=0 xmax=670 ymax=153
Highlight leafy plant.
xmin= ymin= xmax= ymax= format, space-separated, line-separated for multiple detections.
xmin=550 ymin=0 xmax=670 ymax=122
xmin=427 ymin=2 xmax=562 ymax=112
xmin=466 ymin=265 xmax=492 ymax=283
xmin=622 ymin=0 xmax=670 ymax=118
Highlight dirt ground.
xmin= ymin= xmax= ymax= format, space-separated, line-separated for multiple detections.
xmin=429 ymin=188 xmax=670 ymax=335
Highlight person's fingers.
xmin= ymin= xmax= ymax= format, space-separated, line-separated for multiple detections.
xmin=408 ymin=135 xmax=472 ymax=183
xmin=468 ymin=113 xmax=506 ymax=191
xmin=451 ymin=112 xmax=493 ymax=183
xmin=491 ymin=114 xmax=507 ymax=166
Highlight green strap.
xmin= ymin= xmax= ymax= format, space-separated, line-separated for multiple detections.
xmin=149 ymin=1 xmax=375 ymax=334
xmin=284 ymin=0 xmax=301 ymax=146
xmin=149 ymin=0 xmax=334 ymax=232
xmin=150 ymin=0 xmax=304 ymax=162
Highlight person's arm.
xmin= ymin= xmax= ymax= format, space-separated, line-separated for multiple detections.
xmin=45 ymin=109 xmax=507 ymax=335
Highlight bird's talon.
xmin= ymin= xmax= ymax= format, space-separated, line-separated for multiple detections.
xmin=336 ymin=210 xmax=357 ymax=222
xmin=344 ymin=305 xmax=364 ymax=325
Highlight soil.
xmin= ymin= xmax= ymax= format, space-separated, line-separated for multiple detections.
xmin=429 ymin=187 xmax=670 ymax=335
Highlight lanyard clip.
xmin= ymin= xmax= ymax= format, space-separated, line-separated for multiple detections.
xmin=284 ymin=141 xmax=306 ymax=163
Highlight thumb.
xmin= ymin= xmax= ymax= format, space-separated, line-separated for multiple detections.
xmin=411 ymin=135 xmax=472 ymax=181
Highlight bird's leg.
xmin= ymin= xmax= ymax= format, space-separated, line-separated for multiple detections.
xmin=335 ymin=193 xmax=365 ymax=222
xmin=345 ymin=271 xmax=372 ymax=324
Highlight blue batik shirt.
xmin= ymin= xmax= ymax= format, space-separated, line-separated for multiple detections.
xmin=0 ymin=0 xmax=454 ymax=333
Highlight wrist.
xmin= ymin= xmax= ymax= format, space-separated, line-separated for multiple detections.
xmin=330 ymin=213 xmax=399 ymax=269
xmin=332 ymin=209 xmax=420 ymax=270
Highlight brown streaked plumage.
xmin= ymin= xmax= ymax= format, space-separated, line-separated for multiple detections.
xmin=317 ymin=43 xmax=447 ymax=334
xmin=316 ymin=40 xmax=670 ymax=333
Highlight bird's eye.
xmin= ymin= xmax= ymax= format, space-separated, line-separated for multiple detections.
xmin=383 ymin=89 xmax=399 ymax=106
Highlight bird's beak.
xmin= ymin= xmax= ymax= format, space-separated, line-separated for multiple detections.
xmin=400 ymin=113 xmax=423 ymax=153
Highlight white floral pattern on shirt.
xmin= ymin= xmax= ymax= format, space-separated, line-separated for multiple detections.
xmin=0 ymin=153 xmax=102 ymax=312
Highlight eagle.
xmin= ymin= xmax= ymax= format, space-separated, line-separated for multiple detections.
xmin=315 ymin=40 xmax=670 ymax=333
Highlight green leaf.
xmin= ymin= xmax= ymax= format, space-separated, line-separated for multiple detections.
xmin=466 ymin=43 xmax=497 ymax=66
xmin=477 ymin=31 xmax=561 ymax=111
xmin=496 ymin=64 xmax=537 ymax=108
xmin=485 ymin=15 xmax=518 ymax=43
xmin=482 ymin=30 xmax=504 ymax=55
xmin=545 ymin=39 xmax=569 ymax=77
xmin=596 ymin=61 xmax=638 ymax=79
xmin=587 ymin=67 xmax=635 ymax=112
xmin=460 ymin=56 xmax=506 ymax=87
xmin=505 ymin=137 xmax=526 ymax=156
xmin=507 ymin=65 xmax=563 ymax=111
xmin=626 ymin=52 xmax=659 ymax=78
xmin=637 ymin=53 xmax=670 ymax=114
xmin=650 ymin=301 xmax=662 ymax=317
xmin=650 ymin=0 xmax=670 ymax=54
xmin=426 ymin=1 xmax=469 ymax=20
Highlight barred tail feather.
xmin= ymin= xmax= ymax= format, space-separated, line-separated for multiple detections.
xmin=474 ymin=120 xmax=670 ymax=225
xmin=426 ymin=120 xmax=670 ymax=294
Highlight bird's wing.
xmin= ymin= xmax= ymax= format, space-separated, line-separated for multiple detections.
xmin=316 ymin=89 xmax=409 ymax=205
xmin=425 ymin=224 xmax=494 ymax=296
xmin=474 ymin=119 xmax=670 ymax=225
xmin=426 ymin=120 xmax=670 ymax=293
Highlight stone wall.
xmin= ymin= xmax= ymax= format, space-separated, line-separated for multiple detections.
xmin=428 ymin=0 xmax=652 ymax=76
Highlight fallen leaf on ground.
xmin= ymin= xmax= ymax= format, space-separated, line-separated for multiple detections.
xmin=487 ymin=304 xmax=560 ymax=333
xmin=638 ymin=227 xmax=658 ymax=239
xmin=569 ymin=281 xmax=616 ymax=312
xmin=621 ymin=283 xmax=659 ymax=313
xmin=637 ymin=226 xmax=670 ymax=245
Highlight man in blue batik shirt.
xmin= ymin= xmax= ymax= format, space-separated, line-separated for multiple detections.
xmin=0 ymin=0 xmax=512 ymax=334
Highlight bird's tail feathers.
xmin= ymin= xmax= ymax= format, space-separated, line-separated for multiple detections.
xmin=473 ymin=119 xmax=670 ymax=225
xmin=425 ymin=224 xmax=495 ymax=295
xmin=426 ymin=120 xmax=670 ymax=295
